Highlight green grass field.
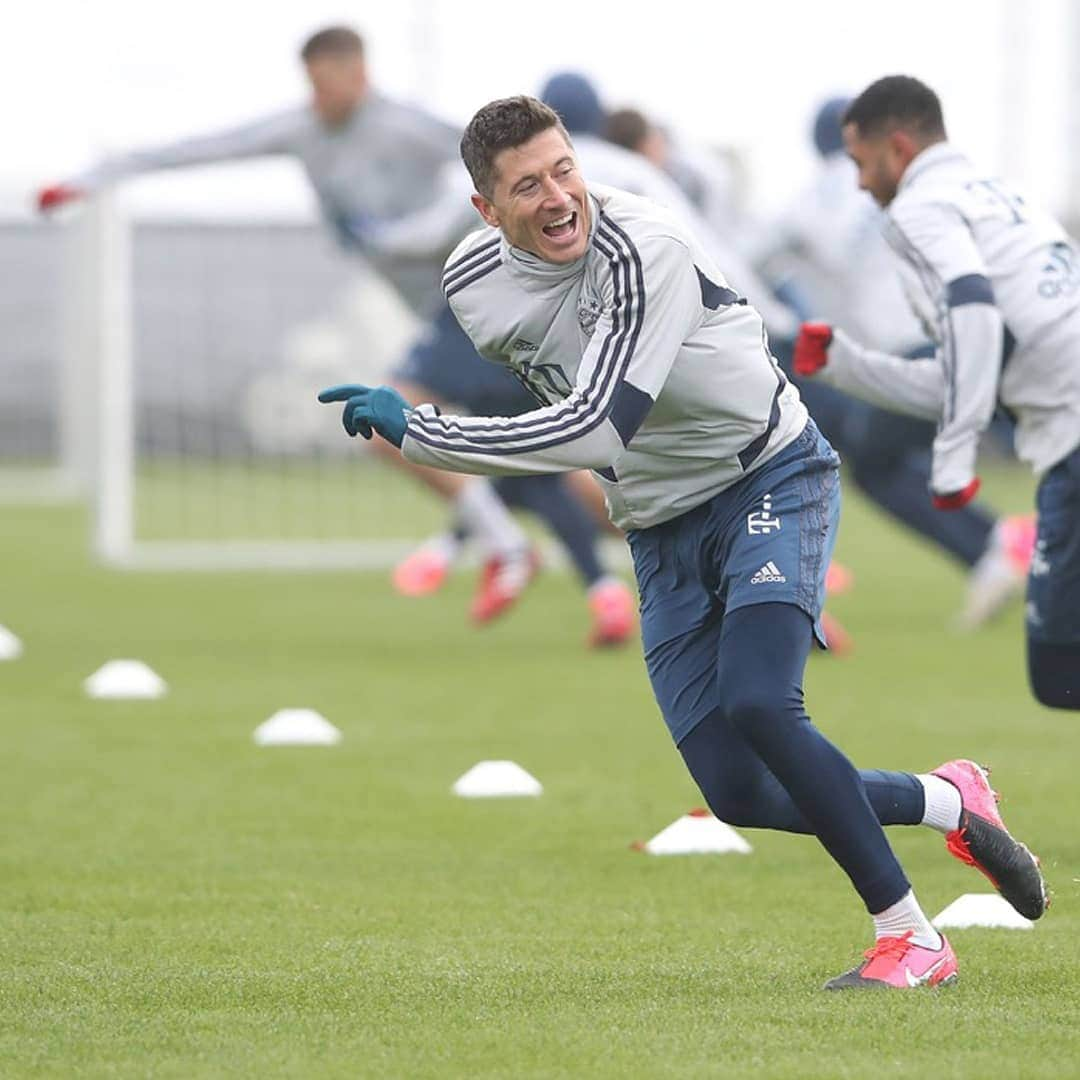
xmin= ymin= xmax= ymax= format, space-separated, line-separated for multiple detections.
xmin=1 ymin=468 xmax=1077 ymax=1078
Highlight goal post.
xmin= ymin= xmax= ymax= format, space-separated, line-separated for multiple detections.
xmin=76 ymin=192 xmax=447 ymax=570
xmin=0 ymin=209 xmax=95 ymax=504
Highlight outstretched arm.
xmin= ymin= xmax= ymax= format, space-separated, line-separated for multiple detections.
xmin=318 ymin=231 xmax=703 ymax=477
xmin=397 ymin=232 xmax=701 ymax=476
xmin=797 ymin=324 xmax=945 ymax=419
xmin=37 ymin=109 xmax=304 ymax=211
xmin=795 ymin=199 xmax=1004 ymax=506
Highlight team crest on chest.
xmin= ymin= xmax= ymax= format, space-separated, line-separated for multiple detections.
xmin=577 ymin=296 xmax=604 ymax=337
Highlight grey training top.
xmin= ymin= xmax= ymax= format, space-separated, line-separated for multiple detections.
xmin=401 ymin=184 xmax=808 ymax=531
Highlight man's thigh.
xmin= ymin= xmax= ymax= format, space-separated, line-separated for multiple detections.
xmin=720 ymin=423 xmax=840 ymax=648
xmin=629 ymin=511 xmax=724 ymax=746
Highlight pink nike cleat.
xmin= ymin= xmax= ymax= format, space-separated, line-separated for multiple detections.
xmin=392 ymin=545 xmax=452 ymax=597
xmin=825 ymin=560 xmax=855 ymax=595
xmin=824 ymin=931 xmax=958 ymax=990
xmin=958 ymin=514 xmax=1036 ymax=629
xmin=587 ymin=579 xmax=636 ymax=648
xmin=470 ymin=548 xmax=541 ymax=623
xmin=931 ymin=759 xmax=1049 ymax=920
xmin=1000 ymin=513 xmax=1037 ymax=573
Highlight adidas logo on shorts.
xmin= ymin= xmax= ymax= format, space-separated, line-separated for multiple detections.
xmin=751 ymin=561 xmax=786 ymax=584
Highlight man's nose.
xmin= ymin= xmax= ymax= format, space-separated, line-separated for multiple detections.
xmin=540 ymin=176 xmax=571 ymax=205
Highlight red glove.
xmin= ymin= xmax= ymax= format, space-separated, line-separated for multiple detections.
xmin=36 ymin=184 xmax=84 ymax=214
xmin=793 ymin=322 xmax=833 ymax=376
xmin=932 ymin=477 xmax=981 ymax=510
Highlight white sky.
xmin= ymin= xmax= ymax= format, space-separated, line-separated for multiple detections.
xmin=3 ymin=0 xmax=1077 ymax=220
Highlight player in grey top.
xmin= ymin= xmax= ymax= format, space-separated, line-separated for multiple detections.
xmin=794 ymin=76 xmax=1080 ymax=710
xmin=39 ymin=26 xmax=637 ymax=641
xmin=38 ymin=28 xmax=469 ymax=319
xmin=756 ymin=97 xmax=1034 ymax=631
xmin=319 ymin=96 xmax=1048 ymax=987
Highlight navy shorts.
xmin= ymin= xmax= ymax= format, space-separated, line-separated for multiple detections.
xmin=1027 ymin=443 xmax=1080 ymax=644
xmin=627 ymin=421 xmax=841 ymax=745
xmin=392 ymin=304 xmax=537 ymax=417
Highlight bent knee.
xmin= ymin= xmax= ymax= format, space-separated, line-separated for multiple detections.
xmin=699 ymin=783 xmax=763 ymax=828
xmin=719 ymin=687 xmax=802 ymax=736
xmin=1028 ymin=642 xmax=1080 ymax=710
xmin=1030 ymin=673 xmax=1080 ymax=710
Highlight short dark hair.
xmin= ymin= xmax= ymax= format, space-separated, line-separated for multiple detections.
xmin=843 ymin=76 xmax=946 ymax=141
xmin=606 ymin=108 xmax=650 ymax=153
xmin=461 ymin=95 xmax=569 ymax=198
xmin=300 ymin=26 xmax=364 ymax=63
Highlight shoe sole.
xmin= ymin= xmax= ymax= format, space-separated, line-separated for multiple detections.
xmin=959 ymin=811 xmax=1049 ymax=921
xmin=823 ymin=971 xmax=959 ymax=991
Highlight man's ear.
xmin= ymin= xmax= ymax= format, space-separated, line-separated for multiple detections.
xmin=471 ymin=192 xmax=500 ymax=228
xmin=889 ymin=128 xmax=920 ymax=166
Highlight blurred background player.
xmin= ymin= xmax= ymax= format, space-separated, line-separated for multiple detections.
xmin=795 ymin=75 xmax=1080 ymax=709
xmin=605 ymin=105 xmax=746 ymax=253
xmin=611 ymin=98 xmax=1034 ymax=630
xmin=756 ymin=97 xmax=1033 ymax=628
xmin=37 ymin=25 xmax=636 ymax=646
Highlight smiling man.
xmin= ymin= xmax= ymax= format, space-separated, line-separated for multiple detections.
xmin=320 ymin=95 xmax=1048 ymax=988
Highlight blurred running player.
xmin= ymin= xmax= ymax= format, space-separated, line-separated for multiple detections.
xmin=796 ymin=76 xmax=1080 ymax=708
xmin=38 ymin=26 xmax=635 ymax=644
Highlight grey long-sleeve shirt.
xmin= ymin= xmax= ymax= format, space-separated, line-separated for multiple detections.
xmin=401 ymin=184 xmax=807 ymax=531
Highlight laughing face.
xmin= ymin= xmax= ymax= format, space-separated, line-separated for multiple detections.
xmin=470 ymin=126 xmax=590 ymax=264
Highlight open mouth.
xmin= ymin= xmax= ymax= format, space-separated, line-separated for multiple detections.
xmin=542 ymin=211 xmax=577 ymax=241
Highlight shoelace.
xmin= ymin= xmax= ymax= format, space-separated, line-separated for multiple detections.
xmin=945 ymin=827 xmax=978 ymax=868
xmin=863 ymin=931 xmax=914 ymax=963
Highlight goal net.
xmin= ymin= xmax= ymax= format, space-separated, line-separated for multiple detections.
xmin=69 ymin=193 xmax=447 ymax=569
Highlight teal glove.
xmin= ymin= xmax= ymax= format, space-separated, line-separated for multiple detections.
xmin=317 ymin=384 xmax=411 ymax=447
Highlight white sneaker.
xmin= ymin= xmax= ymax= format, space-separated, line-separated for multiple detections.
xmin=956 ymin=515 xmax=1034 ymax=630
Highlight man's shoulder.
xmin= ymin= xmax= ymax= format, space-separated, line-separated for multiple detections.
xmin=887 ymin=179 xmax=968 ymax=241
xmin=442 ymin=227 xmax=504 ymax=301
xmin=891 ymin=147 xmax=978 ymax=221
xmin=591 ymin=184 xmax=693 ymax=256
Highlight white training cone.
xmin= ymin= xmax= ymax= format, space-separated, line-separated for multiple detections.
xmin=933 ymin=893 xmax=1034 ymax=930
xmin=253 ymin=708 xmax=342 ymax=746
xmin=637 ymin=808 xmax=752 ymax=855
xmin=0 ymin=624 xmax=23 ymax=661
xmin=452 ymin=760 xmax=543 ymax=798
xmin=84 ymin=659 xmax=167 ymax=699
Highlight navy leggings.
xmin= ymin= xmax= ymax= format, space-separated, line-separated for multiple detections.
xmin=495 ymin=475 xmax=604 ymax=587
xmin=677 ymin=603 xmax=924 ymax=913
xmin=1028 ymin=641 xmax=1080 ymax=710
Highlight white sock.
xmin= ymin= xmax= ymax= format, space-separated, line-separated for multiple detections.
xmin=917 ymin=774 xmax=962 ymax=833
xmin=455 ymin=479 xmax=528 ymax=557
xmin=586 ymin=574 xmax=621 ymax=598
xmin=423 ymin=531 xmax=462 ymax=564
xmin=872 ymin=890 xmax=942 ymax=949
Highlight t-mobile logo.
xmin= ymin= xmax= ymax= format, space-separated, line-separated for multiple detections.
xmin=747 ymin=493 xmax=782 ymax=535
